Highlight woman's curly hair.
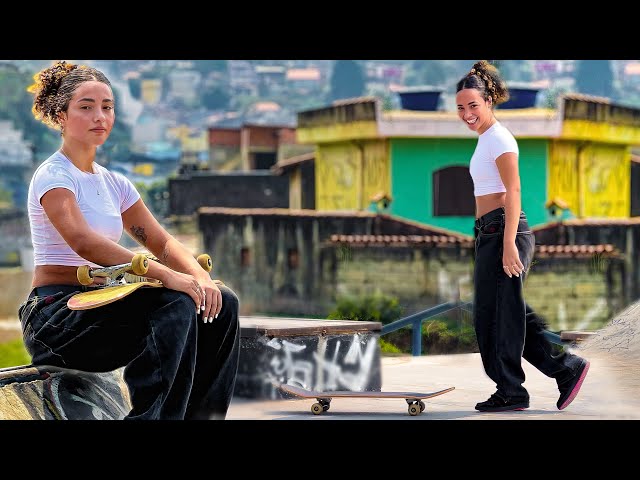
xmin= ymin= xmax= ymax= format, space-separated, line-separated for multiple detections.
xmin=27 ymin=60 xmax=112 ymax=130
xmin=456 ymin=60 xmax=509 ymax=106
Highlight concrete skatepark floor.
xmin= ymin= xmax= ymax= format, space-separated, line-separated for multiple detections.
xmin=227 ymin=301 xmax=640 ymax=420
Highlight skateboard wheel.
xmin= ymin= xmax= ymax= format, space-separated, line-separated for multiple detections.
xmin=197 ymin=254 xmax=213 ymax=272
xmin=311 ymin=403 xmax=324 ymax=415
xmin=408 ymin=404 xmax=420 ymax=416
xmin=418 ymin=400 xmax=425 ymax=412
xmin=131 ymin=253 xmax=149 ymax=276
xmin=77 ymin=265 xmax=94 ymax=286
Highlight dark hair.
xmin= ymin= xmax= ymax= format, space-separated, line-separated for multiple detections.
xmin=27 ymin=60 xmax=112 ymax=130
xmin=456 ymin=60 xmax=509 ymax=107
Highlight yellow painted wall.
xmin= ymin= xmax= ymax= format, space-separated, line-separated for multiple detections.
xmin=562 ymin=120 xmax=640 ymax=145
xmin=141 ymin=79 xmax=162 ymax=106
xmin=289 ymin=168 xmax=302 ymax=209
xmin=581 ymin=144 xmax=630 ymax=217
xmin=133 ymin=163 xmax=154 ymax=176
xmin=548 ymin=141 xmax=630 ymax=217
xmin=316 ymin=140 xmax=389 ymax=210
xmin=296 ymin=121 xmax=379 ymax=144
xmin=548 ymin=142 xmax=579 ymax=214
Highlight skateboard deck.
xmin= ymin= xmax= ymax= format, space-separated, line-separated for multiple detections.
xmin=67 ymin=281 xmax=163 ymax=310
xmin=277 ymin=383 xmax=455 ymax=416
xmin=67 ymin=252 xmax=214 ymax=311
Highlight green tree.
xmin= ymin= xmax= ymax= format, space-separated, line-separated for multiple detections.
xmin=201 ymin=85 xmax=230 ymax=110
xmin=128 ymin=77 xmax=141 ymax=100
xmin=192 ymin=60 xmax=227 ymax=74
xmin=495 ymin=60 xmax=533 ymax=83
xmin=406 ymin=60 xmax=451 ymax=87
xmin=574 ymin=60 xmax=615 ymax=99
xmin=0 ymin=65 xmax=60 ymax=162
xmin=328 ymin=60 xmax=365 ymax=102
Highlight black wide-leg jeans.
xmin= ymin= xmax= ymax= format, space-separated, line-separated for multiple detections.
xmin=18 ymin=284 xmax=241 ymax=420
xmin=473 ymin=207 xmax=584 ymax=402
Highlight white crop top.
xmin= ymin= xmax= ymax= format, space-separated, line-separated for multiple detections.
xmin=469 ymin=122 xmax=519 ymax=196
xmin=27 ymin=151 xmax=141 ymax=268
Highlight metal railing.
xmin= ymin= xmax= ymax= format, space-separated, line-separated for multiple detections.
xmin=380 ymin=300 xmax=565 ymax=356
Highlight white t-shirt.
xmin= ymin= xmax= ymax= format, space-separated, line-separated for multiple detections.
xmin=27 ymin=151 xmax=141 ymax=267
xmin=469 ymin=121 xmax=519 ymax=196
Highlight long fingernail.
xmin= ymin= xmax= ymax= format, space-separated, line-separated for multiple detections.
xmin=215 ymin=314 xmax=219 ymax=319
xmin=201 ymin=305 xmax=206 ymax=311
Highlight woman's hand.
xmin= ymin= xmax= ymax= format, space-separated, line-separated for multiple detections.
xmin=161 ymin=271 xmax=220 ymax=322
xmin=502 ymin=241 xmax=524 ymax=278
xmin=196 ymin=276 xmax=222 ymax=323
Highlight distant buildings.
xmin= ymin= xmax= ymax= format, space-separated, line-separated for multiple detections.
xmin=295 ymin=94 xmax=640 ymax=235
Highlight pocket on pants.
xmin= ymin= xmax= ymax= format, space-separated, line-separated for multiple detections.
xmin=479 ymin=220 xmax=503 ymax=236
xmin=20 ymin=291 xmax=75 ymax=364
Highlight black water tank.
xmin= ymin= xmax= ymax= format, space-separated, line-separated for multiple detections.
xmin=397 ymin=86 xmax=443 ymax=111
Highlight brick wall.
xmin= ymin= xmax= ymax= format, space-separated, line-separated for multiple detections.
xmin=523 ymin=256 xmax=625 ymax=331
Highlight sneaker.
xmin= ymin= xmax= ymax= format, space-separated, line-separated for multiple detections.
xmin=475 ymin=393 xmax=529 ymax=412
xmin=557 ymin=360 xmax=590 ymax=410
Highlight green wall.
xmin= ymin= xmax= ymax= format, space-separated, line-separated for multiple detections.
xmin=390 ymin=138 xmax=548 ymax=235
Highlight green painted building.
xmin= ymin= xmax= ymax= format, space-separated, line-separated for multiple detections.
xmin=296 ymin=95 xmax=640 ymax=236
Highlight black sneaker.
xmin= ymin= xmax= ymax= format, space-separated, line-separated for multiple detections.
xmin=475 ymin=393 xmax=529 ymax=412
xmin=557 ymin=360 xmax=590 ymax=410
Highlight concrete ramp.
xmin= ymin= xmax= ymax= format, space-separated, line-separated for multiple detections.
xmin=0 ymin=365 xmax=129 ymax=420
xmin=578 ymin=299 xmax=640 ymax=363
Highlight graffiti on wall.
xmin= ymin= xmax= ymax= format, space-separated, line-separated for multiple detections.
xmin=235 ymin=332 xmax=382 ymax=399
xmin=316 ymin=144 xmax=359 ymax=210
xmin=581 ymin=145 xmax=629 ymax=217
xmin=316 ymin=141 xmax=390 ymax=210
xmin=548 ymin=141 xmax=629 ymax=217
xmin=0 ymin=366 xmax=129 ymax=420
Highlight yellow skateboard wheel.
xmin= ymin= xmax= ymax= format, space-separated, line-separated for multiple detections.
xmin=197 ymin=254 xmax=213 ymax=272
xmin=131 ymin=253 xmax=149 ymax=276
xmin=77 ymin=265 xmax=94 ymax=286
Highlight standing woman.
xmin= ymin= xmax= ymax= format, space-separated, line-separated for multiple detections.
xmin=456 ymin=60 xmax=589 ymax=412
xmin=19 ymin=60 xmax=240 ymax=420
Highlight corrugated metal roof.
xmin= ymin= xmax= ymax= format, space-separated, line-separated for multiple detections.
xmin=331 ymin=96 xmax=379 ymax=107
xmin=562 ymin=93 xmax=611 ymax=104
xmin=536 ymin=244 xmax=618 ymax=257
xmin=533 ymin=217 xmax=640 ymax=231
xmin=328 ymin=234 xmax=471 ymax=245
xmin=199 ymin=207 xmax=376 ymax=217
xmin=327 ymin=235 xmax=618 ymax=258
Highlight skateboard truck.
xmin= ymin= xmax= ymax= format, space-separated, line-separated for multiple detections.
xmin=76 ymin=253 xmax=213 ymax=287
xmin=68 ymin=253 xmax=215 ymax=311
xmin=77 ymin=253 xmax=150 ymax=287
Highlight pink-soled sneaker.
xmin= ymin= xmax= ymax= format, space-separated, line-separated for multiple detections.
xmin=557 ymin=360 xmax=590 ymax=410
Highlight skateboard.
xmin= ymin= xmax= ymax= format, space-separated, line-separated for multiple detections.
xmin=277 ymin=383 xmax=455 ymax=416
xmin=66 ymin=252 xmax=214 ymax=311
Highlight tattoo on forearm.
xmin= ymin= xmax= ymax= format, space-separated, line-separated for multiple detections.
xmin=162 ymin=245 xmax=171 ymax=266
xmin=130 ymin=225 xmax=147 ymax=245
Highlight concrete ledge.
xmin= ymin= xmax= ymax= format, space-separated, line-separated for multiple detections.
xmin=560 ymin=331 xmax=597 ymax=342
xmin=236 ymin=316 xmax=382 ymax=399
xmin=0 ymin=316 xmax=383 ymax=418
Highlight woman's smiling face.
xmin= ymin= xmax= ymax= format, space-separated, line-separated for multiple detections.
xmin=456 ymin=88 xmax=494 ymax=135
